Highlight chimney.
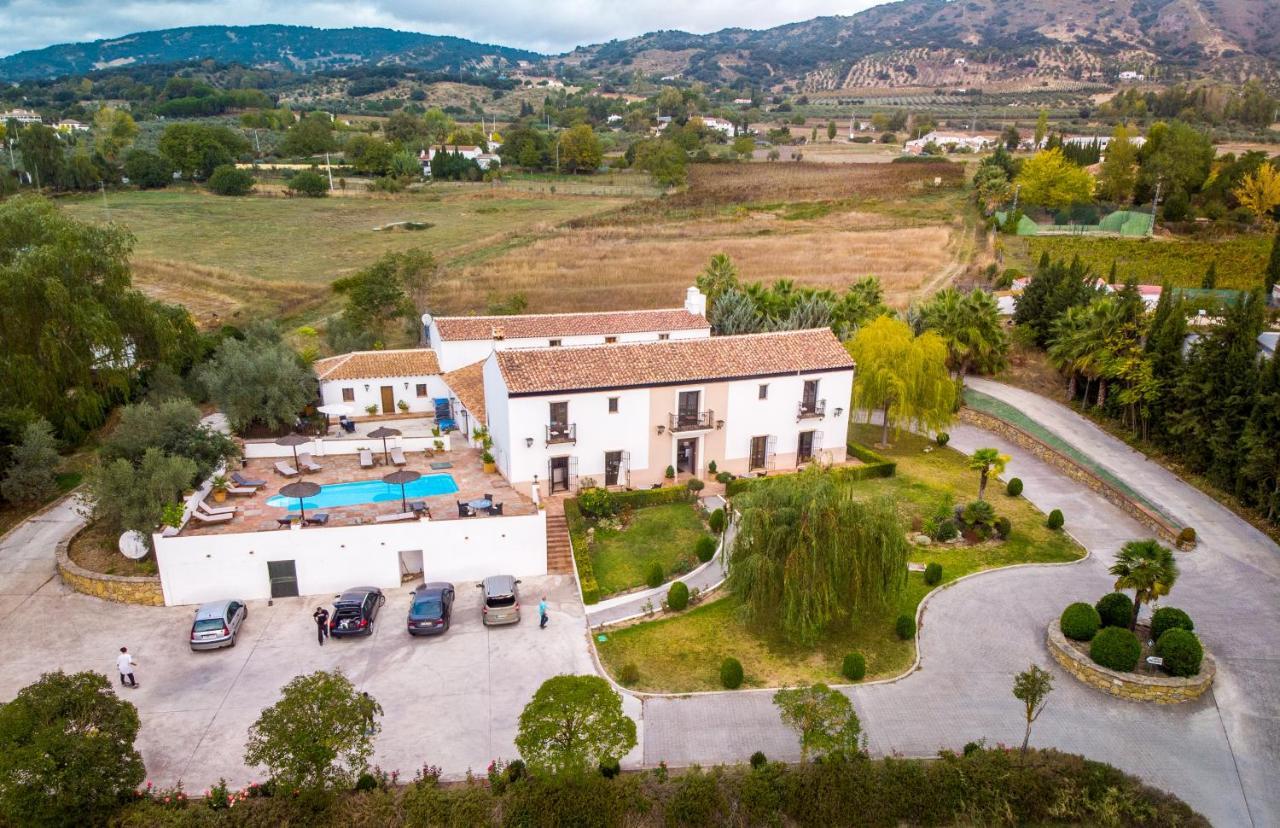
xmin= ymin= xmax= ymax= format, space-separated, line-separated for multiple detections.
xmin=684 ymin=286 xmax=707 ymax=319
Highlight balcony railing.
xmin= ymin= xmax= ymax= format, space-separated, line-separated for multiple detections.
xmin=546 ymin=423 xmax=577 ymax=445
xmin=669 ymin=410 xmax=714 ymax=432
xmin=797 ymin=399 xmax=826 ymax=420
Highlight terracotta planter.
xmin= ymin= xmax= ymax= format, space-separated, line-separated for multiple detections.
xmin=212 ymin=489 xmax=228 ymax=503
xmin=483 ymin=462 xmax=496 ymax=474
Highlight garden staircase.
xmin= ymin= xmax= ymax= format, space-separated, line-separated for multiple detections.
xmin=545 ymin=509 xmax=576 ymax=576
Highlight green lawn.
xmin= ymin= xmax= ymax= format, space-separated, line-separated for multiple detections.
xmin=1020 ymin=235 xmax=1271 ymax=291
xmin=589 ymin=503 xmax=709 ymax=598
xmin=596 ymin=427 xmax=1084 ymax=692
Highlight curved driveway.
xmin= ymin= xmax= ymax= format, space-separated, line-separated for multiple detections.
xmin=640 ymin=381 xmax=1278 ymax=828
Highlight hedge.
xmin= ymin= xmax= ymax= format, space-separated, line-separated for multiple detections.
xmin=562 ymin=499 xmax=600 ymax=604
xmin=726 ymin=444 xmax=894 ymax=498
xmin=1059 ymin=602 xmax=1101 ymax=642
xmin=1090 ymin=626 xmax=1141 ymax=672
xmin=1156 ymin=628 xmax=1204 ymax=677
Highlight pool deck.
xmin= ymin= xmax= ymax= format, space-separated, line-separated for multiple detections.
xmin=180 ymin=446 xmax=535 ymax=536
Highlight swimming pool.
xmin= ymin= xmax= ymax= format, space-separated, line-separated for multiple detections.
xmin=266 ymin=474 xmax=459 ymax=510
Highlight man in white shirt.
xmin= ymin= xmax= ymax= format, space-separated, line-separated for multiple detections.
xmin=117 ymin=646 xmax=137 ymax=688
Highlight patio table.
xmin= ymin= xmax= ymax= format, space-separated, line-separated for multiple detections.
xmin=467 ymin=499 xmax=493 ymax=511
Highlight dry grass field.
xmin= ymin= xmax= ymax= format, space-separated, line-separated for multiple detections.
xmin=667 ymin=160 xmax=964 ymax=207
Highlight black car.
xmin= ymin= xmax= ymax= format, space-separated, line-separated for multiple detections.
xmin=329 ymin=587 xmax=385 ymax=638
xmin=406 ymin=582 xmax=455 ymax=636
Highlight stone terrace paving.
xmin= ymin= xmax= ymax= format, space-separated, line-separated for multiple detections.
xmin=180 ymin=445 xmax=535 ymax=536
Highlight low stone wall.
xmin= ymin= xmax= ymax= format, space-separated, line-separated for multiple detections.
xmin=959 ymin=408 xmax=1189 ymax=548
xmin=55 ymin=535 xmax=164 ymax=607
xmin=1047 ymin=623 xmax=1214 ymax=704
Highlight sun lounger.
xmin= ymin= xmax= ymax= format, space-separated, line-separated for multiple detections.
xmin=198 ymin=501 xmax=236 ymax=516
xmin=407 ymin=500 xmax=430 ymax=517
xmin=226 ymin=485 xmax=257 ymax=496
xmin=431 ymin=461 xmax=453 ymax=470
xmin=304 ymin=513 xmax=330 ymax=526
xmin=190 ymin=509 xmax=234 ymax=524
xmin=375 ymin=511 xmax=418 ymax=523
xmin=231 ymin=471 xmax=265 ymax=488
xmin=298 ymin=452 xmax=323 ymax=473
xmin=390 ymin=447 xmax=407 ymax=466
xmin=359 ymin=449 xmax=374 ymax=469
xmin=274 ymin=461 xmax=299 ymax=477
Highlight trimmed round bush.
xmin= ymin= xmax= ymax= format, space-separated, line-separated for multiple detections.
xmin=1046 ymin=509 xmax=1064 ymax=530
xmin=708 ymin=508 xmax=726 ymax=534
xmin=923 ymin=562 xmax=942 ymax=586
xmin=1095 ymin=592 xmax=1134 ymax=629
xmin=935 ymin=432 xmax=950 ymax=447
xmin=1006 ymin=477 xmax=1023 ymax=497
xmin=749 ymin=751 xmax=768 ymax=769
xmin=667 ymin=580 xmax=690 ymax=611
xmin=994 ymin=516 xmax=1012 ymax=539
xmin=687 ymin=478 xmax=706 ymax=493
xmin=1059 ymin=602 xmax=1101 ymax=642
xmin=720 ymin=657 xmax=744 ymax=689
xmin=618 ymin=663 xmax=640 ymax=685
xmin=694 ymin=535 xmax=717 ymax=563
xmin=933 ymin=518 xmax=958 ymax=542
xmin=1177 ymin=526 xmax=1197 ymax=545
xmin=895 ymin=614 xmax=916 ymax=640
xmin=1156 ymin=628 xmax=1204 ymax=677
xmin=645 ymin=562 xmax=665 ymax=589
xmin=1151 ymin=607 xmax=1194 ymax=641
xmin=841 ymin=653 xmax=866 ymax=681
xmin=715 ymin=471 xmax=733 ymax=485
xmin=1090 ymin=626 xmax=1142 ymax=672
xmin=355 ymin=772 xmax=378 ymax=792
xmin=598 ymin=758 xmax=621 ymax=778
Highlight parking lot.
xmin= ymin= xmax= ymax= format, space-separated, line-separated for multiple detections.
xmin=2 ymin=551 xmax=595 ymax=790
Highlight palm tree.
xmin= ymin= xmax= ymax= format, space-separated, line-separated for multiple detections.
xmin=918 ymin=288 xmax=1009 ymax=380
xmin=1109 ymin=539 xmax=1178 ymax=630
xmin=969 ymin=448 xmax=1010 ymax=500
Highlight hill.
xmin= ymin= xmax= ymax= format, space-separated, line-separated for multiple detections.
xmin=0 ymin=25 xmax=539 ymax=80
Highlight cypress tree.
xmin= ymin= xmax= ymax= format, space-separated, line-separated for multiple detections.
xmin=1240 ymin=353 xmax=1280 ymax=524
xmin=1143 ymin=283 xmax=1186 ymax=441
xmin=1266 ymin=228 xmax=1280 ymax=297
xmin=1108 ymin=261 xmax=1117 ymax=285
xmin=1201 ymin=262 xmax=1217 ymax=290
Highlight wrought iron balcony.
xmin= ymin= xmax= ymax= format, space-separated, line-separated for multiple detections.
xmin=797 ymin=399 xmax=826 ymax=420
xmin=668 ymin=410 xmax=714 ymax=432
xmin=546 ymin=423 xmax=576 ymax=445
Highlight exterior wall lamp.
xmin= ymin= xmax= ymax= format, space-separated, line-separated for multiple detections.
xmin=656 ymin=424 xmax=666 ymax=435
xmin=715 ymin=419 xmax=725 ymax=430
xmin=525 ymin=437 xmax=534 ymax=448
xmin=363 ymin=384 xmax=370 ymax=391
xmin=833 ymin=407 xmax=844 ymax=417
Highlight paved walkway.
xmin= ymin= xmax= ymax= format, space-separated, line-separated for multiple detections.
xmin=640 ymin=384 xmax=1279 ymax=827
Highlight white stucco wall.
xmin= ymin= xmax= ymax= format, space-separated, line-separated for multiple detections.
xmin=242 ymin=435 xmax=451 ymax=459
xmin=503 ymin=388 xmax=652 ymax=487
xmin=723 ymin=370 xmax=853 ymax=463
xmin=318 ymin=374 xmax=450 ymax=415
xmin=481 ymin=355 xmax=513 ymax=477
xmin=154 ymin=511 xmax=547 ymax=606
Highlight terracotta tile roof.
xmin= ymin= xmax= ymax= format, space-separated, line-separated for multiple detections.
xmin=432 ymin=308 xmax=709 ymax=341
xmin=314 ymin=349 xmax=440 ymax=381
xmin=497 ymin=329 xmax=854 ymax=395
xmin=442 ymin=361 xmax=486 ymax=423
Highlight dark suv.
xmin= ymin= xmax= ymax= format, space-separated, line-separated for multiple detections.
xmin=407 ymin=582 xmax=454 ymax=636
xmin=329 ymin=587 xmax=385 ymax=638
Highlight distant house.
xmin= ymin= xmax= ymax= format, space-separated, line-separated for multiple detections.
xmin=953 ymin=57 xmax=967 ymax=66
xmin=903 ymin=130 xmax=995 ymax=154
xmin=1 ymin=109 xmax=42 ymax=125
xmin=733 ymin=98 xmax=753 ymax=106
xmin=314 ymin=349 xmax=449 ymax=415
xmin=700 ymin=116 xmax=736 ymax=136
xmin=418 ymin=146 xmax=500 ymax=176
xmin=1118 ymin=71 xmax=1146 ymax=82
xmin=56 ymin=119 xmax=89 ymax=133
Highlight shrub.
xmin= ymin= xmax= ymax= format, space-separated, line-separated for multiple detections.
xmin=1151 ymin=607 xmax=1194 ymax=641
xmin=961 ymin=499 xmax=996 ymax=529
xmin=1046 ymin=509 xmax=1064 ymax=530
xmin=708 ymin=508 xmax=726 ymax=534
xmin=645 ymin=562 xmax=665 ymax=589
xmin=667 ymin=581 xmax=690 ymax=611
xmin=1177 ymin=526 xmax=1196 ymax=545
xmin=694 ymin=535 xmax=717 ymax=563
xmin=618 ymin=663 xmax=640 ymax=686
xmin=577 ymin=487 xmax=618 ymax=520
xmin=665 ymin=465 xmax=675 ymax=479
xmin=935 ymin=432 xmax=949 ymax=446
xmin=1059 ymin=602 xmax=1101 ymax=641
xmin=716 ymin=471 xmax=733 ymax=484
xmin=1 ymin=419 xmax=60 ymax=505
xmin=687 ymin=478 xmax=706 ymax=493
xmin=749 ymin=751 xmax=768 ymax=769
xmin=287 ymin=170 xmax=329 ymax=197
xmin=505 ymin=759 xmax=526 ymax=784
xmin=923 ymin=562 xmax=942 ymax=585
xmin=994 ymin=516 xmax=1012 ymax=538
xmin=895 ymin=614 xmax=916 ymax=640
xmin=1006 ymin=477 xmax=1023 ymax=497
xmin=932 ymin=518 xmax=958 ymax=542
xmin=1095 ymin=592 xmax=1134 ymax=628
xmin=720 ymin=658 xmax=744 ymax=689
xmin=1090 ymin=626 xmax=1141 ymax=671
xmin=598 ymin=758 xmax=621 ymax=778
xmin=206 ymin=164 xmax=254 ymax=195
xmin=1156 ymin=628 xmax=1204 ymax=677
xmin=354 ymin=772 xmax=378 ymax=792
xmin=841 ymin=653 xmax=866 ymax=681
xmin=707 ymin=460 xmax=717 ymax=474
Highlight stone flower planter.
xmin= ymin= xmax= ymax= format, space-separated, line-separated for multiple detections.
xmin=1047 ymin=622 xmax=1214 ymax=704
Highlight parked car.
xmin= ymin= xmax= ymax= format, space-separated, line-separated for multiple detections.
xmin=477 ymin=575 xmax=521 ymax=626
xmin=189 ymin=600 xmax=248 ymax=650
xmin=329 ymin=587 xmax=385 ymax=638
xmin=407 ymin=582 xmax=455 ymax=636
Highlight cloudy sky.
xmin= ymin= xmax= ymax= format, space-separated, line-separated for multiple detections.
xmin=0 ymin=0 xmax=886 ymax=57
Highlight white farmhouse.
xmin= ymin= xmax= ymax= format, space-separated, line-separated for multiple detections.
xmin=903 ymin=130 xmax=995 ymax=154
xmin=1 ymin=109 xmax=42 ymax=125
xmin=418 ymin=145 xmax=501 ymax=176
xmin=701 ymin=116 xmax=736 ymax=136
xmin=56 ymin=119 xmax=90 ymax=132
xmin=479 ymin=328 xmax=855 ymax=493
xmin=314 ymin=349 xmax=450 ymax=415
xmin=424 ymin=287 xmax=711 ymax=372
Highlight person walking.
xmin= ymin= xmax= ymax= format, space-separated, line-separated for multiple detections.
xmin=538 ymin=596 xmax=548 ymax=629
xmin=117 ymin=647 xmax=138 ymax=688
xmin=360 ymin=691 xmax=383 ymax=736
xmin=313 ymin=606 xmax=330 ymax=646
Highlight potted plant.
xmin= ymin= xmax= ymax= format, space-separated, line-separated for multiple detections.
xmin=396 ymin=399 xmax=410 ymax=413
xmin=210 ymin=474 xmax=229 ymax=503
xmin=364 ymin=404 xmax=379 ymax=416
xmin=433 ymin=438 xmax=445 ymax=453
xmin=481 ymin=450 xmax=496 ymax=474
xmin=432 ymin=425 xmax=442 ymax=437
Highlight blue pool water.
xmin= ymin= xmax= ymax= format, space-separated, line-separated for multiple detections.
xmin=266 ymin=474 xmax=459 ymax=510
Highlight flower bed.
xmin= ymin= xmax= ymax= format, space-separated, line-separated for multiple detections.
xmin=1047 ymin=622 xmax=1214 ymax=704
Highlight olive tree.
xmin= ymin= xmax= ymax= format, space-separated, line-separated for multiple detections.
xmin=200 ymin=325 xmax=316 ymax=434
xmin=0 ymin=671 xmax=144 ymax=827
xmin=772 ymin=683 xmax=864 ymax=763
xmin=515 ymin=675 xmax=637 ymax=774
xmin=85 ymin=448 xmax=196 ymax=537
xmin=1 ymin=418 xmax=60 ymax=505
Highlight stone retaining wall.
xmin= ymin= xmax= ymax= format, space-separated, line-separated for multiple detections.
xmin=56 ymin=535 xmax=164 ymax=606
xmin=959 ymin=408 xmax=1189 ymax=548
xmin=1047 ymin=623 xmax=1214 ymax=704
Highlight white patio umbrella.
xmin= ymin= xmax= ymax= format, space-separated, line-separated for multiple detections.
xmin=317 ymin=403 xmax=354 ymax=431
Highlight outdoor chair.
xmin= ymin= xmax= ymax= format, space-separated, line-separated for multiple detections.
xmin=390 ymin=447 xmax=407 ymax=466
xmin=359 ymin=449 xmax=374 ymax=469
xmin=339 ymin=416 xmax=356 ymax=434
xmin=274 ymin=461 xmax=299 ymax=477
xmin=408 ymin=501 xmax=430 ymax=517
xmin=483 ymin=492 xmax=494 ymax=501
xmin=457 ymin=500 xmax=475 ymax=518
xmin=298 ymin=452 xmax=323 ymax=473
xmin=198 ymin=500 xmax=236 ymax=516
xmin=231 ymin=471 xmax=265 ymax=488
xmin=276 ymin=517 xmax=294 ymax=528
xmin=190 ymin=510 xmax=234 ymax=525
xmin=304 ymin=513 xmax=330 ymax=526
xmin=487 ymin=502 xmax=504 ymax=516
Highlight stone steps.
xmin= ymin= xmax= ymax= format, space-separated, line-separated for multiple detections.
xmin=545 ymin=512 xmax=575 ymax=575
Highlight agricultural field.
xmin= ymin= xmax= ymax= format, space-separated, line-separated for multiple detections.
xmin=1019 ymin=234 xmax=1274 ymax=291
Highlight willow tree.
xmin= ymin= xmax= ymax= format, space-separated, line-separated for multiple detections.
xmin=728 ymin=469 xmax=908 ymax=647
xmin=846 ymin=316 xmax=955 ymax=447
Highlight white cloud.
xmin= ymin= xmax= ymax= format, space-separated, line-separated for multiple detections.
xmin=0 ymin=0 xmax=883 ymax=58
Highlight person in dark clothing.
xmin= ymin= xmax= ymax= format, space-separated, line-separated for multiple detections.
xmin=313 ymin=606 xmax=330 ymax=645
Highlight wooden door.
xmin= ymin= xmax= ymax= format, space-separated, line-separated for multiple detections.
xmin=380 ymin=386 xmax=395 ymax=414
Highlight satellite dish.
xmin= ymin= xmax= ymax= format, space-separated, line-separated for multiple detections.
xmin=118 ymin=531 xmax=150 ymax=560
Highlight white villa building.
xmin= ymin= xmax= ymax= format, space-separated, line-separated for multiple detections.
xmin=315 ymin=349 xmax=449 ymax=415
xmin=418 ymin=145 xmax=501 ymax=175
xmin=479 ymin=328 xmax=854 ymax=493
xmin=904 ymin=130 xmax=996 ymax=154
xmin=701 ymin=116 xmax=736 ymax=136
xmin=1 ymin=109 xmax=42 ymax=125
xmin=424 ymin=287 xmax=712 ymax=372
